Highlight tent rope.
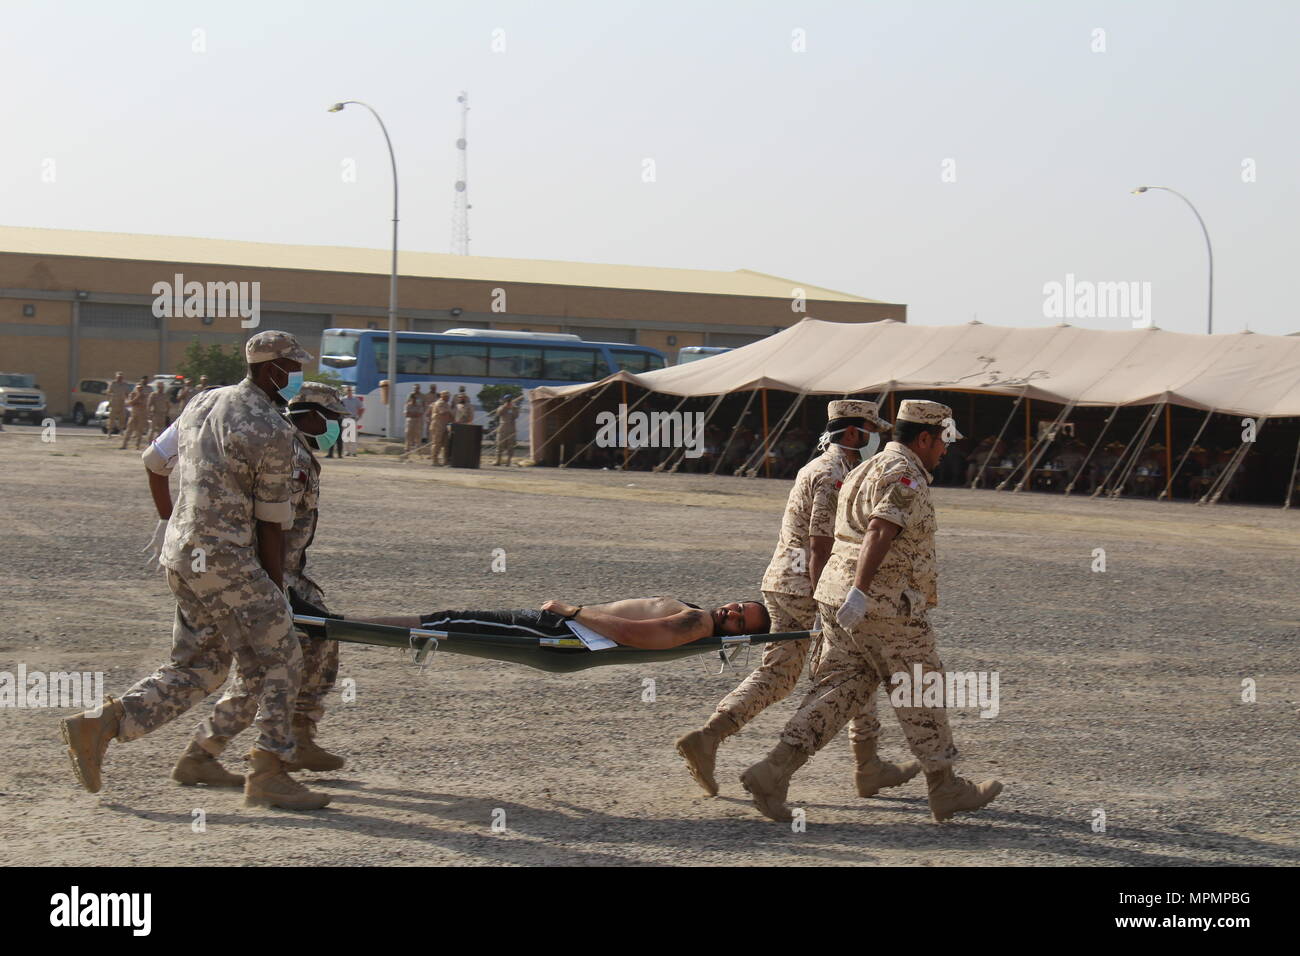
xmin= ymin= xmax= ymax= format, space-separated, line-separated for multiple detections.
xmin=1284 ymin=433 xmax=1300 ymax=509
xmin=740 ymin=391 xmax=807 ymax=477
xmin=621 ymin=392 xmax=691 ymax=470
xmin=1010 ymin=400 xmax=1077 ymax=492
xmin=1203 ymin=417 xmax=1265 ymax=505
xmin=533 ymin=380 xmax=616 ymax=462
xmin=560 ymin=384 xmax=655 ymax=469
xmin=1098 ymin=403 xmax=1164 ymax=498
xmin=711 ymin=389 xmax=759 ymax=476
xmin=662 ymin=393 xmax=727 ymax=473
xmin=970 ymin=389 xmax=1025 ymax=490
xmin=1159 ymin=408 xmax=1216 ymax=501
xmin=1064 ymin=405 xmax=1118 ymax=495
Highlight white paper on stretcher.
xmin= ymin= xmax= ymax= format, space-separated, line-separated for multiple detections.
xmin=565 ymin=619 xmax=618 ymax=651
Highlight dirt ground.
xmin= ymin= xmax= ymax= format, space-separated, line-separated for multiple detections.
xmin=2 ymin=425 xmax=1297 ymax=866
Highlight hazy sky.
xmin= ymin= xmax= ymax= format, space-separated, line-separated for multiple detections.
xmin=3 ymin=0 xmax=1297 ymax=335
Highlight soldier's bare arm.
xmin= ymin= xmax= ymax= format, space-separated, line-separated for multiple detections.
xmin=851 ymin=517 xmax=900 ymax=593
xmin=146 ymin=472 xmax=173 ymax=520
xmin=255 ymin=520 xmax=285 ymax=589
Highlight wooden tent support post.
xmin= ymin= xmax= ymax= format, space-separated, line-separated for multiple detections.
xmin=761 ymin=388 xmax=770 ymax=479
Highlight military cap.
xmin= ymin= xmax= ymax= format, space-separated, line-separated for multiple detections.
xmin=897 ymin=399 xmax=963 ymax=440
xmin=245 ymin=329 xmax=313 ymax=364
xmin=826 ymin=399 xmax=891 ymax=431
xmin=289 ymin=382 xmax=346 ymax=415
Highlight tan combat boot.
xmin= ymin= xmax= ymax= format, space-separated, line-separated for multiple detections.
xmin=740 ymin=742 xmax=811 ymax=822
xmin=284 ymin=717 xmax=346 ymax=772
xmin=852 ymin=738 xmax=922 ymax=798
xmin=926 ymin=766 xmax=1003 ymax=822
xmin=675 ymin=711 xmax=739 ymax=797
xmin=244 ymin=748 xmax=331 ymax=811
xmin=60 ymin=697 xmax=124 ymax=793
xmin=171 ymin=741 xmax=244 ymax=787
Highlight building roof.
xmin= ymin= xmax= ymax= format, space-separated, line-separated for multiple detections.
xmin=0 ymin=225 xmax=889 ymax=304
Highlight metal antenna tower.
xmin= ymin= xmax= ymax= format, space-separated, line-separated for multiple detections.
xmin=450 ymin=91 xmax=470 ymax=255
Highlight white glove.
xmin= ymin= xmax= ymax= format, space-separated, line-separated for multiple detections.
xmin=142 ymin=518 xmax=167 ymax=570
xmin=835 ymin=587 xmax=869 ymax=630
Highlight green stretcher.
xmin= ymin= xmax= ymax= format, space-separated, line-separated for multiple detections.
xmin=293 ymin=614 xmax=815 ymax=675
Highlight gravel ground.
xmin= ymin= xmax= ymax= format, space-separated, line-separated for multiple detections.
xmin=2 ymin=425 xmax=1297 ymax=866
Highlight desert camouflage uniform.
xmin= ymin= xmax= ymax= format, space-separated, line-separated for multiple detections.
xmin=404 ymin=393 xmax=424 ymax=451
xmin=146 ymin=388 xmax=169 ymax=442
xmin=115 ymin=378 xmax=302 ymax=758
xmin=120 ymin=385 xmax=149 ymax=448
xmin=780 ymin=440 xmax=958 ymax=771
xmin=194 ymin=431 xmax=338 ymax=752
xmin=106 ymin=379 xmax=132 ymax=434
xmin=453 ymin=396 xmax=474 ymax=424
xmin=428 ymin=398 xmax=452 ymax=465
xmin=714 ymin=445 xmax=879 ymax=742
xmin=495 ymin=402 xmax=519 ymax=464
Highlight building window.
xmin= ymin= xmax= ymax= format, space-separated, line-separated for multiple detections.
xmin=80 ymin=303 xmax=160 ymax=330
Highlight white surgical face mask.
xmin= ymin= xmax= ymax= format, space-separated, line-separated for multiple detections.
xmin=817 ymin=427 xmax=878 ymax=456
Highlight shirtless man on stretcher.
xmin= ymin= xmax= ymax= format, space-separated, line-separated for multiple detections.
xmin=290 ymin=593 xmax=772 ymax=649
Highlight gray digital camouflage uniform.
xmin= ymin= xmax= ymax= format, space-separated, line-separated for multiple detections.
xmin=115 ymin=378 xmax=302 ymax=758
xmin=191 ymin=428 xmax=339 ymax=753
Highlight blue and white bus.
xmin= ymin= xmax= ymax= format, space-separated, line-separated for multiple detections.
xmin=319 ymin=328 xmax=667 ymax=439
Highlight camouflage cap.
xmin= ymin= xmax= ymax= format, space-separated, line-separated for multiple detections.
xmin=827 ymin=399 xmax=891 ymax=430
xmin=289 ymin=382 xmax=346 ymax=415
xmin=897 ymin=399 xmax=963 ymax=439
xmin=245 ymin=330 xmax=313 ymax=364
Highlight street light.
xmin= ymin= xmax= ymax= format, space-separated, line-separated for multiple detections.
xmin=330 ymin=100 xmax=400 ymax=439
xmin=1132 ymin=185 xmax=1214 ymax=335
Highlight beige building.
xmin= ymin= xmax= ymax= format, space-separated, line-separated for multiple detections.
xmin=0 ymin=226 xmax=905 ymax=417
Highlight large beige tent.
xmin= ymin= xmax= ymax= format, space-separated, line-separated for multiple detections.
xmin=527 ymin=320 xmax=1300 ymax=504
xmin=530 ymin=319 xmax=1300 ymax=416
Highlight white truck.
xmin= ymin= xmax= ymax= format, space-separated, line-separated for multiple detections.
xmin=0 ymin=372 xmax=48 ymax=425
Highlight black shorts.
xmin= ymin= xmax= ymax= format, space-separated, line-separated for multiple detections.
xmin=418 ymin=608 xmax=572 ymax=639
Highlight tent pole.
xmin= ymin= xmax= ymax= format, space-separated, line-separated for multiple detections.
xmin=1163 ymin=404 xmax=1173 ymax=498
xmin=1161 ymin=408 xmax=1215 ymax=501
xmin=971 ymin=389 xmax=1025 ymax=490
xmin=711 ymin=389 xmax=758 ymax=476
xmin=1283 ymin=433 xmax=1300 ymax=509
xmin=1024 ymin=398 xmax=1032 ymax=460
xmin=761 ymin=388 xmax=770 ymax=479
xmin=1065 ymin=405 xmax=1118 ymax=495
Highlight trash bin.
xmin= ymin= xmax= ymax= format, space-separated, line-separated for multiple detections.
xmin=449 ymin=423 xmax=483 ymax=468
